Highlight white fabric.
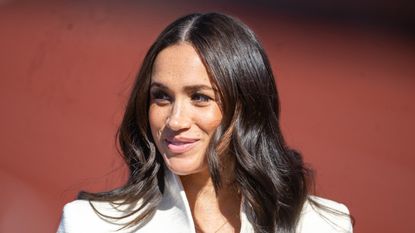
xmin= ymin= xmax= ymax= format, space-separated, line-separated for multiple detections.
xmin=57 ymin=169 xmax=353 ymax=233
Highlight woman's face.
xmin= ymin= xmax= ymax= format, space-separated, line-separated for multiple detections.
xmin=149 ymin=43 xmax=223 ymax=176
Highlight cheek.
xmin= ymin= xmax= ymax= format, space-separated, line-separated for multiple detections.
xmin=196 ymin=105 xmax=223 ymax=134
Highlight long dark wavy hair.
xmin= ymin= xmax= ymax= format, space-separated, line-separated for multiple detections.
xmin=79 ymin=12 xmax=318 ymax=233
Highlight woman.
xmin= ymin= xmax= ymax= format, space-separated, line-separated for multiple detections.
xmin=57 ymin=13 xmax=353 ymax=233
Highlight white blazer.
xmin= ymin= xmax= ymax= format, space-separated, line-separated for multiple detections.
xmin=57 ymin=169 xmax=353 ymax=233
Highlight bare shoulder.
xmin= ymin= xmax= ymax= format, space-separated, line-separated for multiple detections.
xmin=296 ymin=196 xmax=353 ymax=233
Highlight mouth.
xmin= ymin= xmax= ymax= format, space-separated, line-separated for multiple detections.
xmin=165 ymin=137 xmax=200 ymax=154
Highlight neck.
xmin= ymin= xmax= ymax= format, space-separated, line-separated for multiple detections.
xmin=180 ymin=169 xmax=241 ymax=232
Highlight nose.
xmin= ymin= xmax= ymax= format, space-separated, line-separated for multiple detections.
xmin=166 ymin=101 xmax=191 ymax=131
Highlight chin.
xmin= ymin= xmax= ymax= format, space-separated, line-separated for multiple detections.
xmin=162 ymin=154 xmax=207 ymax=176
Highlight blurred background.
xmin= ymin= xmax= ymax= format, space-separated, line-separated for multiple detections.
xmin=1 ymin=0 xmax=414 ymax=232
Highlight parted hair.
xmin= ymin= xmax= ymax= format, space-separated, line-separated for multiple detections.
xmin=79 ymin=12 xmax=314 ymax=233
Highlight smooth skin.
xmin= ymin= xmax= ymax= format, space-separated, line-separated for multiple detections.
xmin=149 ymin=43 xmax=241 ymax=232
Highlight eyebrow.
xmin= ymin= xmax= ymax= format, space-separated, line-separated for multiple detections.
xmin=150 ymin=82 xmax=216 ymax=92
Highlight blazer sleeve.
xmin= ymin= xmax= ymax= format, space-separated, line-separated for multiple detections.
xmin=56 ymin=199 xmax=141 ymax=233
xmin=297 ymin=196 xmax=353 ymax=233
xmin=56 ymin=201 xmax=75 ymax=233
xmin=56 ymin=200 xmax=112 ymax=233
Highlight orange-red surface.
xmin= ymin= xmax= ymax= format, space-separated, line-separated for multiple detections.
xmin=1 ymin=1 xmax=414 ymax=233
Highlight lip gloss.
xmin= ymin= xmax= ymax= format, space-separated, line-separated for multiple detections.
xmin=165 ymin=139 xmax=199 ymax=154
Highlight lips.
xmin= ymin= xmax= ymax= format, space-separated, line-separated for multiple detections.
xmin=165 ymin=137 xmax=199 ymax=154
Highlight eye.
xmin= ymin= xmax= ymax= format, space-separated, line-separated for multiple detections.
xmin=191 ymin=93 xmax=212 ymax=103
xmin=150 ymin=90 xmax=171 ymax=105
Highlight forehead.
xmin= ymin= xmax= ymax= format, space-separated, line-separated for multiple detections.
xmin=151 ymin=43 xmax=212 ymax=87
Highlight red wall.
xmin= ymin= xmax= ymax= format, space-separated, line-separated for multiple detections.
xmin=1 ymin=1 xmax=414 ymax=232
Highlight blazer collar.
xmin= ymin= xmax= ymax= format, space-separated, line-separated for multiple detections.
xmin=162 ymin=167 xmax=254 ymax=233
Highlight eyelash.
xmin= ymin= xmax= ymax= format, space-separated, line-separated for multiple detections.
xmin=191 ymin=93 xmax=212 ymax=102
xmin=151 ymin=90 xmax=170 ymax=102
xmin=150 ymin=90 xmax=213 ymax=105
